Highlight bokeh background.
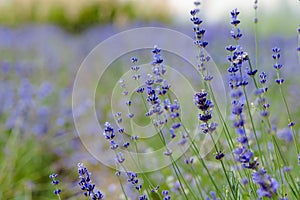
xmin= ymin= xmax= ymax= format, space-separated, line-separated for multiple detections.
xmin=0 ymin=0 xmax=299 ymax=199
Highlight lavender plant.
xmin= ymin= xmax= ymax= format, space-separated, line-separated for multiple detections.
xmin=49 ymin=173 xmax=62 ymax=199
xmin=64 ymin=1 xmax=300 ymax=199
xmin=77 ymin=163 xmax=104 ymax=199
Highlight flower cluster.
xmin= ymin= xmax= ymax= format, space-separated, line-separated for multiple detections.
xmin=253 ymin=0 xmax=258 ymax=24
xmin=126 ymin=171 xmax=149 ymax=200
xmin=190 ymin=2 xmax=212 ymax=81
xmin=162 ymin=190 xmax=171 ymax=200
xmin=77 ymin=163 xmax=104 ymax=200
xmin=272 ymin=47 xmax=284 ymax=85
xmin=49 ymin=173 xmax=62 ymax=196
xmin=256 ymin=71 xmax=270 ymax=118
xmin=252 ymin=168 xmax=279 ymax=198
xmin=193 ymin=91 xmax=217 ymax=134
xmin=142 ymin=46 xmax=185 ymax=142
xmin=127 ymin=171 xmax=142 ymax=191
xmin=190 ymin=11 xmax=208 ymax=49
xmin=230 ymin=9 xmax=242 ymax=40
xmin=226 ymin=9 xmax=256 ymax=168
xmin=103 ymin=122 xmax=126 ymax=163
xmin=206 ymin=191 xmax=220 ymax=200
xmin=143 ymin=47 xmax=169 ymax=121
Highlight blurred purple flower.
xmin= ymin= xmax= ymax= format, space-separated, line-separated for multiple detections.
xmin=277 ymin=128 xmax=293 ymax=143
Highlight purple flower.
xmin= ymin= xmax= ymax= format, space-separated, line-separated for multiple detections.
xmin=162 ymin=190 xmax=171 ymax=200
xmin=139 ymin=194 xmax=148 ymax=200
xmin=277 ymin=128 xmax=293 ymax=143
xmin=127 ymin=171 xmax=143 ymax=192
xmin=209 ymin=191 xmax=220 ymax=200
xmin=190 ymin=9 xmax=200 ymax=16
xmin=215 ymin=151 xmax=225 ymax=160
xmin=233 ymin=146 xmax=258 ymax=169
xmin=77 ymin=163 xmax=104 ymax=199
xmin=194 ymin=91 xmax=213 ymax=111
xmin=259 ymin=72 xmax=267 ymax=84
xmin=110 ymin=140 xmax=119 ymax=150
xmin=115 ymin=152 xmax=125 ymax=163
xmin=49 ymin=173 xmax=62 ymax=196
xmin=131 ymin=57 xmax=138 ymax=63
xmin=252 ymin=168 xmax=278 ymax=198
xmin=103 ymin=122 xmax=115 ymax=140
xmin=38 ymin=82 xmax=53 ymax=99
xmin=241 ymin=178 xmax=248 ymax=185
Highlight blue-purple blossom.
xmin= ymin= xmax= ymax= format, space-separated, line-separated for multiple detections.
xmin=162 ymin=190 xmax=171 ymax=200
xmin=283 ymin=166 xmax=293 ymax=173
xmin=77 ymin=163 xmax=104 ymax=199
xmin=190 ymin=9 xmax=199 ymax=16
xmin=116 ymin=152 xmax=125 ymax=164
xmin=49 ymin=173 xmax=61 ymax=195
xmin=139 ymin=194 xmax=148 ymax=200
xmin=38 ymin=82 xmax=53 ymax=99
xmin=194 ymin=1 xmax=200 ymax=6
xmin=241 ymin=178 xmax=248 ymax=185
xmin=205 ymin=191 xmax=220 ymax=200
xmin=272 ymin=47 xmax=285 ymax=85
xmin=131 ymin=57 xmax=138 ymax=63
xmin=127 ymin=171 xmax=144 ymax=192
xmin=110 ymin=140 xmax=119 ymax=150
xmin=277 ymin=128 xmax=293 ymax=143
xmin=103 ymin=122 xmax=115 ymax=140
xmin=252 ymin=168 xmax=278 ymax=198
xmin=259 ymin=72 xmax=267 ymax=84
xmin=194 ymin=90 xmax=218 ymax=135
xmin=215 ymin=151 xmax=225 ymax=160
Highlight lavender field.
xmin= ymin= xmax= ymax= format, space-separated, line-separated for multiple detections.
xmin=1 ymin=0 xmax=300 ymax=200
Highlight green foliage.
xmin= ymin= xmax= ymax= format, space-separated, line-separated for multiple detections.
xmin=47 ymin=5 xmax=69 ymax=29
xmin=0 ymin=1 xmax=171 ymax=33
xmin=0 ymin=129 xmax=58 ymax=199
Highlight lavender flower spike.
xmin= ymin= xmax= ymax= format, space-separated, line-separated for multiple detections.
xmin=78 ymin=163 xmax=104 ymax=199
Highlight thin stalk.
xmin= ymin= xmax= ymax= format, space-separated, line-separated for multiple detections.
xmin=207 ymin=85 xmax=235 ymax=150
xmin=116 ymin=171 xmax=129 ymax=200
xmin=209 ymin=133 xmax=236 ymax=199
xmin=271 ymin=137 xmax=286 ymax=197
xmin=185 ymin=132 xmax=225 ymax=199
xmin=175 ymin=119 xmax=225 ymax=199
xmin=276 ymin=70 xmax=299 ymax=155
xmin=157 ymin=126 xmax=195 ymax=199
xmin=272 ymin=136 xmax=300 ymax=198
xmin=185 ymin=163 xmax=206 ymax=200
xmin=254 ymin=3 xmax=259 ymax=70
xmin=242 ymin=85 xmax=265 ymax=166
xmin=298 ymin=27 xmax=300 ymax=65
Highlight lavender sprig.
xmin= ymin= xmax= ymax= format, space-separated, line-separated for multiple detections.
xmin=271 ymin=47 xmax=300 ymax=159
xmin=49 ymin=173 xmax=62 ymax=200
xmin=252 ymin=168 xmax=278 ymax=198
xmin=77 ymin=163 xmax=104 ymax=200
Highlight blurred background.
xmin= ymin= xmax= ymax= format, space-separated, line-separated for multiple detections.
xmin=0 ymin=0 xmax=299 ymax=199
xmin=0 ymin=0 xmax=299 ymax=33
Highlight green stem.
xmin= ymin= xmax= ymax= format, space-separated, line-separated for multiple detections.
xmin=276 ymin=69 xmax=299 ymax=155
xmin=242 ymin=85 xmax=265 ymax=166
xmin=117 ymin=174 xmax=129 ymax=200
